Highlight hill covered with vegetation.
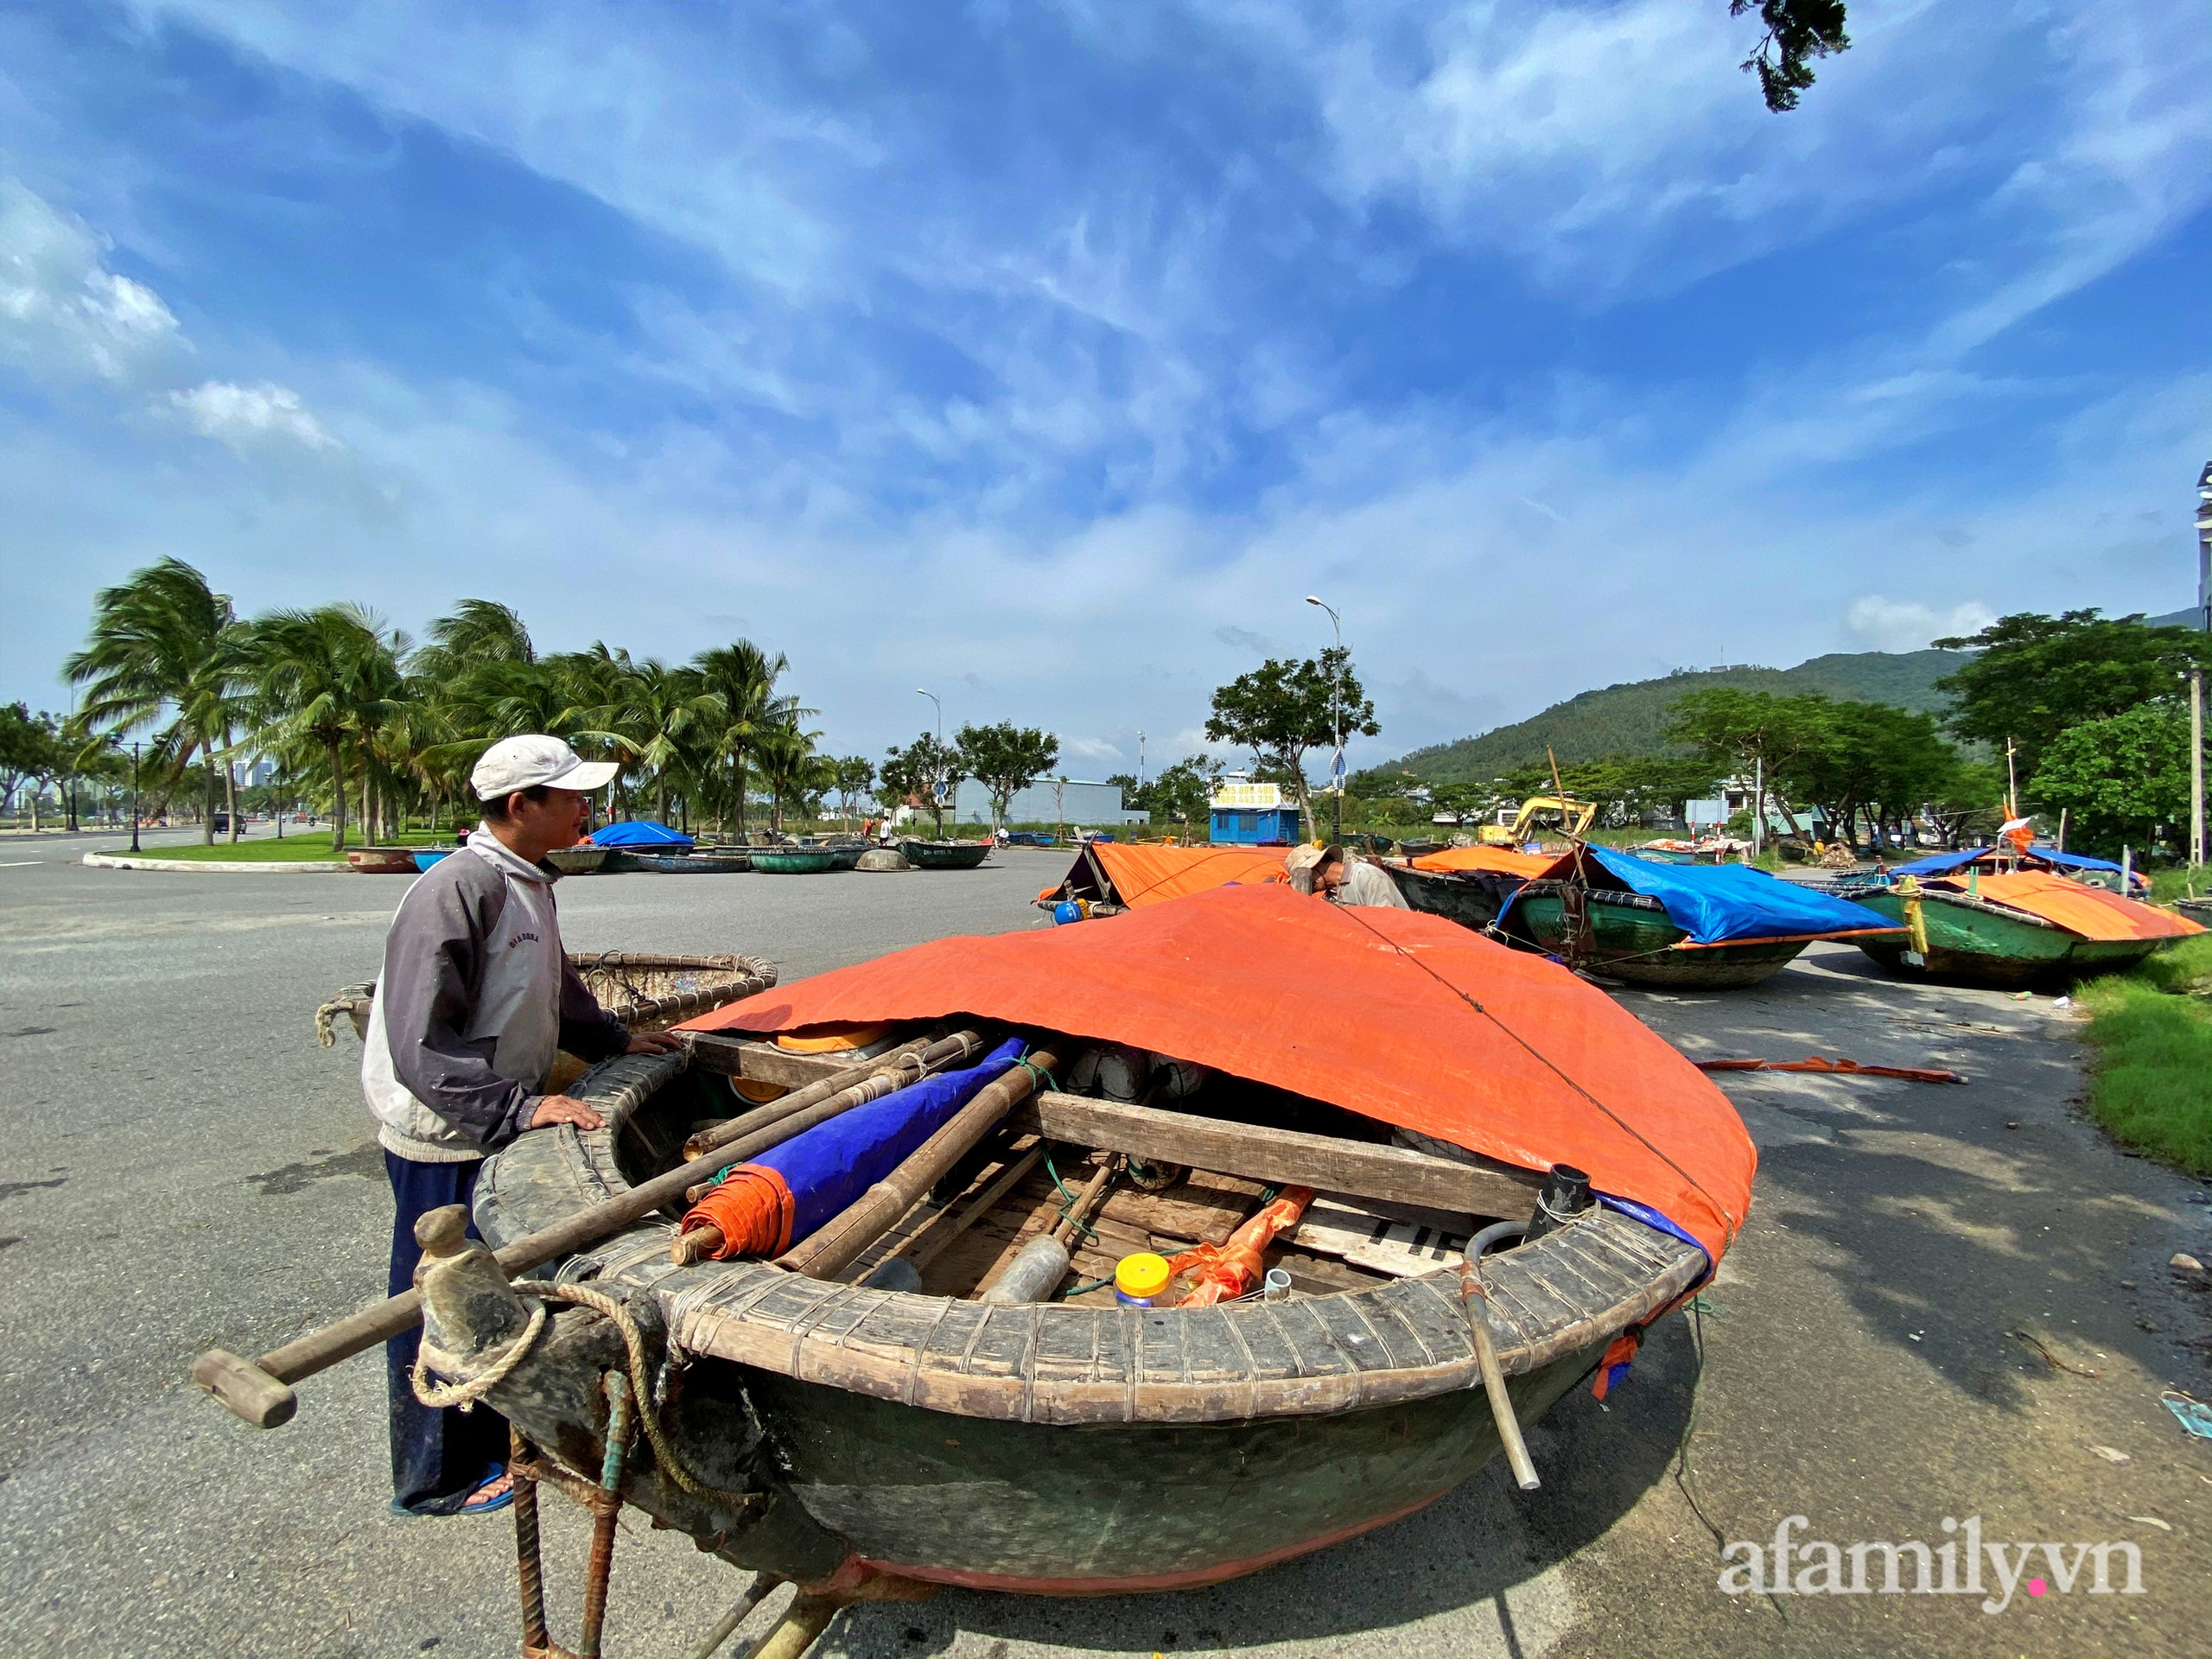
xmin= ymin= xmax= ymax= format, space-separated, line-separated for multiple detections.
xmin=1390 ymin=650 xmax=1967 ymax=783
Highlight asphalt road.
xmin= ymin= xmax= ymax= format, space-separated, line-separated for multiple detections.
xmin=0 ymin=842 xmax=2206 ymax=1657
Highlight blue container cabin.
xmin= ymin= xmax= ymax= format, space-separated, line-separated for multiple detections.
xmin=1209 ymin=805 xmax=1301 ymax=845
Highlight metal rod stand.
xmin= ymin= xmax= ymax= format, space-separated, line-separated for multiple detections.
xmin=511 ymin=1370 xmax=637 ymax=1659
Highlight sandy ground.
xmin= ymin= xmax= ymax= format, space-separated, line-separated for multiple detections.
xmin=0 ymin=842 xmax=2206 ymax=1657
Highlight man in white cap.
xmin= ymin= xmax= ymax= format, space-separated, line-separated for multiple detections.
xmin=1284 ymin=842 xmax=1409 ymax=909
xmin=362 ymin=735 xmax=679 ymax=1516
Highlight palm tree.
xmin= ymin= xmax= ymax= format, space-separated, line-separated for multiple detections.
xmin=692 ymin=641 xmax=795 ymax=836
xmin=757 ymin=720 xmax=832 ymax=833
xmin=247 ymin=605 xmax=404 ymax=853
xmin=65 ymin=558 xmax=252 ymax=843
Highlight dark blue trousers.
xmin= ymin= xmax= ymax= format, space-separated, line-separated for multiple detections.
xmin=385 ymin=1151 xmax=509 ymax=1514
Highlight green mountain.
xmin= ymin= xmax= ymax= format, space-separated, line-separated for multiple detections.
xmin=1391 ymin=650 xmax=1967 ymax=784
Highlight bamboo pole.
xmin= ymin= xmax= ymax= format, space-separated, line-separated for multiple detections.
xmin=191 ymin=1033 xmax=987 ymax=1427
xmin=778 ymin=1045 xmax=1071 ymax=1282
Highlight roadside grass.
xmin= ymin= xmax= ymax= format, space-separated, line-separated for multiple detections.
xmin=2147 ymin=865 xmax=2209 ymax=905
xmin=2076 ymin=933 xmax=2212 ymax=1177
xmin=96 ymin=830 xmax=448 ymax=862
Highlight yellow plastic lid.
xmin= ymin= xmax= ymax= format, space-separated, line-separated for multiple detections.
xmin=1116 ymin=1252 xmax=1173 ymax=1300
xmin=774 ymin=1021 xmax=893 ymax=1053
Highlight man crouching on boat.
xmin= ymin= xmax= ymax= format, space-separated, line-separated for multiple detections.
xmin=362 ymin=734 xmax=681 ymax=1516
xmin=1286 ymin=842 xmax=1410 ymax=909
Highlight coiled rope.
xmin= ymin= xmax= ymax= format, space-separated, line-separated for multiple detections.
xmin=410 ymin=1277 xmax=760 ymax=1511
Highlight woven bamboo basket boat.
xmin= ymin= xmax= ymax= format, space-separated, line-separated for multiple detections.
xmin=313 ymin=951 xmax=777 ymax=1047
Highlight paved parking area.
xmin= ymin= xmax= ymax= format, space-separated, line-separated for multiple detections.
xmin=0 ymin=845 xmax=2205 ymax=1656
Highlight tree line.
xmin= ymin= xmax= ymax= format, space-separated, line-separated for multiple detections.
xmin=41 ymin=559 xmax=864 ymax=850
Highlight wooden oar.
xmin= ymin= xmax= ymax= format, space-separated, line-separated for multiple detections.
xmin=681 ymin=1031 xmax=950 ymax=1160
xmin=190 ymin=1030 xmax=990 ymax=1428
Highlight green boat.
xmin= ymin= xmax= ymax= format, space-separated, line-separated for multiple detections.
xmin=898 ymin=837 xmax=992 ymax=870
xmin=1502 ymin=882 xmax=1810 ymax=988
xmin=607 ymin=851 xmax=753 ymax=874
xmin=749 ymin=847 xmax=836 ymax=874
xmin=1849 ymin=886 xmax=2169 ymax=986
xmin=1384 ymin=862 xmax=1522 ymax=932
xmin=434 ymin=1043 xmax=1706 ymax=1604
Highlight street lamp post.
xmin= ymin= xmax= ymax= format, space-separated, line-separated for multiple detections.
xmin=129 ymin=741 xmax=142 ymax=854
xmin=916 ymin=688 xmax=944 ymax=834
xmin=1306 ymin=595 xmax=1344 ymax=844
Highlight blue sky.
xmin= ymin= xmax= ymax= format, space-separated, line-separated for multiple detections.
xmin=3 ymin=1 xmax=2208 ymax=774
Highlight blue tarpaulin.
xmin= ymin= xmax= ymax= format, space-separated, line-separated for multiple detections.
xmin=1892 ymin=843 xmax=2130 ymax=880
xmin=590 ymin=819 xmax=695 ymax=849
xmin=754 ymin=1038 xmax=1024 ymax=1245
xmin=1503 ymin=845 xmax=1897 ymax=945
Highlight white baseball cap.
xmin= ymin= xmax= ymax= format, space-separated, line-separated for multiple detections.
xmin=472 ymin=734 xmax=619 ymax=800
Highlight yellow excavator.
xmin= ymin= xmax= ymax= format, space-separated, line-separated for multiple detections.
xmin=1478 ymin=792 xmax=1597 ymax=848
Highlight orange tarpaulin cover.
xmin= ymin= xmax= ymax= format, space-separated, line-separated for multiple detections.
xmin=1042 ymin=842 xmax=1290 ymax=908
xmin=682 ymin=884 xmax=1754 ymax=1262
xmin=1943 ymin=870 xmax=2204 ymax=943
xmin=1409 ymin=845 xmax=1554 ymax=878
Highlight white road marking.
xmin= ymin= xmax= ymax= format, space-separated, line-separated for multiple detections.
xmin=0 ymin=860 xmax=41 ymax=868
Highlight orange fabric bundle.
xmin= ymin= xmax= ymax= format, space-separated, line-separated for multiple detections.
xmin=1954 ymin=871 xmax=2204 ymax=942
xmin=1170 ymin=1186 xmax=1312 ymax=1306
xmin=678 ymin=1166 xmax=797 ymax=1260
xmin=1410 ymin=845 xmax=1553 ymax=878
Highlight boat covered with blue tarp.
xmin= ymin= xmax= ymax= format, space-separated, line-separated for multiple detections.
xmin=1496 ymin=845 xmax=1901 ymax=988
xmin=1887 ymin=843 xmax=2142 ymax=890
xmin=591 ymin=819 xmax=696 ymax=850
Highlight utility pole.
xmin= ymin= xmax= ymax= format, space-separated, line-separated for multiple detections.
xmin=1306 ymin=594 xmax=1344 ymax=843
xmin=1137 ymin=731 xmax=1146 ymax=790
xmin=2192 ymin=459 xmax=2210 ymax=869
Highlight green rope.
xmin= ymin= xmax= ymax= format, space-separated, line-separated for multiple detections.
xmin=1043 ymin=1147 xmax=1101 ymax=1244
xmin=1057 ymin=1275 xmax=1114 ymax=1300
xmin=1014 ymin=1048 xmax=1059 ymax=1096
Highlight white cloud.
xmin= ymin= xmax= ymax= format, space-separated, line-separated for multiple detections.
xmin=164 ymin=380 xmax=340 ymax=453
xmin=1844 ymin=596 xmax=1996 ymax=653
xmin=0 ymin=178 xmax=181 ymax=383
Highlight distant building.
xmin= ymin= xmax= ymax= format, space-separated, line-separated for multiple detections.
xmin=944 ymin=778 xmax=1147 ymax=828
xmin=1208 ymin=779 xmax=1300 ymax=845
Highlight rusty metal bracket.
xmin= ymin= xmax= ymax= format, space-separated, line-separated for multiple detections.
xmin=512 ymin=1370 xmax=637 ymax=1659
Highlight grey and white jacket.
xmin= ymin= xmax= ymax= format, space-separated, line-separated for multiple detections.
xmin=363 ymin=830 xmax=630 ymax=1163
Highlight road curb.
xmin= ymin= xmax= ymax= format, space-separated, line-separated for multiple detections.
xmin=81 ymin=852 xmax=350 ymax=874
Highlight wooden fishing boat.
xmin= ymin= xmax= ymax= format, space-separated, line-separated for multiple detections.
xmin=1502 ymin=881 xmax=1811 ymax=987
xmin=209 ymin=888 xmax=1750 ymax=1655
xmin=750 ymin=847 xmax=837 ymax=874
xmin=410 ymin=849 xmax=454 ymax=874
xmin=314 ymin=950 xmax=778 ymax=1047
xmin=346 ymin=846 xmax=421 ymax=874
xmin=1385 ymin=863 xmax=1520 ymax=931
xmin=610 ymin=851 xmax=753 ymax=874
xmin=546 ymin=845 xmax=607 ymax=875
xmin=452 ymin=1039 xmax=1707 ymax=1599
xmin=1848 ymin=874 xmax=2197 ymax=986
xmin=899 ymin=837 xmax=992 ymax=870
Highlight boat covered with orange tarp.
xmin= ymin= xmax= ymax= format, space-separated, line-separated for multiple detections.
xmin=1849 ymin=868 xmax=2201 ymax=985
xmin=1037 ymin=840 xmax=1288 ymax=912
xmin=686 ymin=882 xmax=1753 ymax=1262
xmin=1408 ymin=845 xmax=1554 ymax=878
xmin=442 ymin=883 xmax=1743 ymax=1599
xmin=1961 ymin=871 xmax=2202 ymax=942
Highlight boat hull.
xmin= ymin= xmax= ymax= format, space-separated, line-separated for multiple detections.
xmin=1849 ymin=889 xmax=2161 ymax=986
xmin=751 ymin=1345 xmax=1597 ymax=1593
xmin=346 ymin=848 xmax=421 ymax=874
xmin=1506 ymin=888 xmax=1807 ymax=988
xmin=608 ymin=852 xmax=753 ymax=874
xmin=750 ymin=848 xmax=837 ymax=874
xmin=546 ymin=845 xmax=607 ymax=875
xmin=1384 ymin=864 xmax=1517 ymax=932
xmin=899 ymin=839 xmax=992 ymax=870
